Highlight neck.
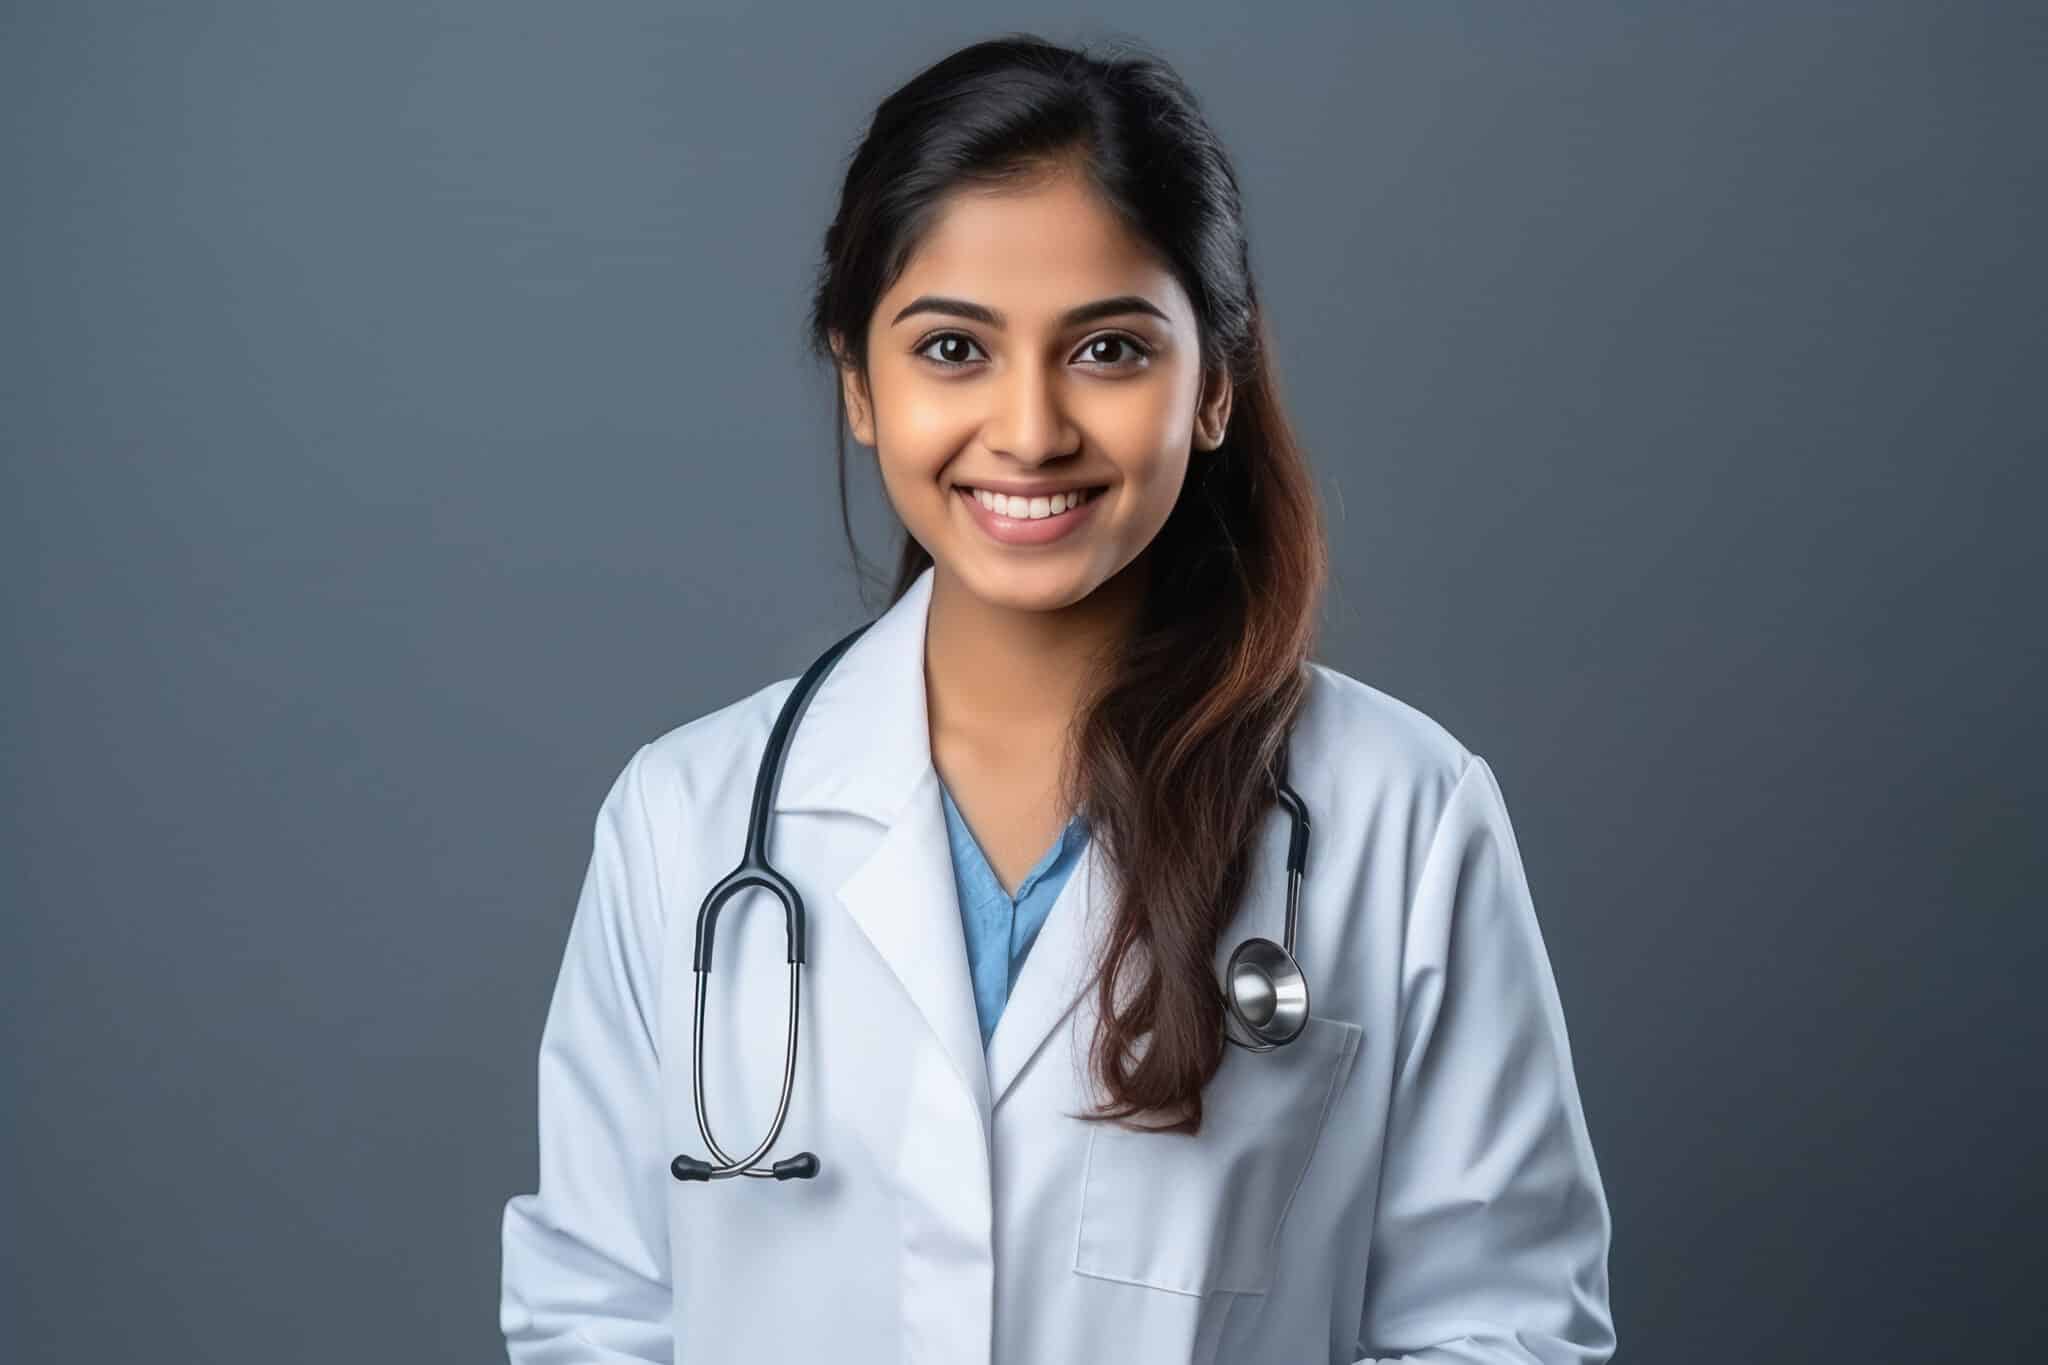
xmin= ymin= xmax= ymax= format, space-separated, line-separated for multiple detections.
xmin=923 ymin=557 xmax=1146 ymax=757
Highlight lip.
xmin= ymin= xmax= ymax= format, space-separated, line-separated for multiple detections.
xmin=956 ymin=484 xmax=1106 ymax=547
xmin=954 ymin=479 xmax=1106 ymax=497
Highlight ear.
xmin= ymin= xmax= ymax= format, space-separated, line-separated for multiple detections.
xmin=1193 ymin=366 xmax=1233 ymax=451
xmin=830 ymin=329 xmax=876 ymax=446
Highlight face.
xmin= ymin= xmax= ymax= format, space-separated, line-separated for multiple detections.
xmin=834 ymin=168 xmax=1232 ymax=615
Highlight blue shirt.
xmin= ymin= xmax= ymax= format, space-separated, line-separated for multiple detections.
xmin=937 ymin=779 xmax=1091 ymax=1049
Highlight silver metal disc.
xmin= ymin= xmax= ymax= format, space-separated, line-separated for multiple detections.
xmin=1225 ymin=936 xmax=1309 ymax=1046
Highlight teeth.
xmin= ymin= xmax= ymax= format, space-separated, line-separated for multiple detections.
xmin=971 ymin=487 xmax=1100 ymax=519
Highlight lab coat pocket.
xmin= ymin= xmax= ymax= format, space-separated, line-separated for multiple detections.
xmin=1072 ymin=1014 xmax=1362 ymax=1299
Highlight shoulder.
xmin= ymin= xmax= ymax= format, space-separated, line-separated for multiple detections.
xmin=1296 ymin=660 xmax=1476 ymax=799
xmin=1288 ymin=660 xmax=1488 ymax=871
xmin=619 ymin=672 xmax=804 ymax=814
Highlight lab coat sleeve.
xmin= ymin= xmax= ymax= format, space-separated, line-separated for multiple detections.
xmin=501 ymin=744 xmax=674 ymax=1363
xmin=1351 ymin=754 xmax=1617 ymax=1365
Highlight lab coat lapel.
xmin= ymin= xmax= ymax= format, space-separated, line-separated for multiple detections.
xmin=773 ymin=565 xmax=993 ymax=1122
xmin=834 ymin=773 xmax=994 ymax=1119
xmin=986 ymin=834 xmax=1112 ymax=1110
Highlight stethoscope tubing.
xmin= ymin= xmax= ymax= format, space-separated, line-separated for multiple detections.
xmin=672 ymin=621 xmax=871 ymax=1183
xmin=672 ymin=616 xmax=1312 ymax=1184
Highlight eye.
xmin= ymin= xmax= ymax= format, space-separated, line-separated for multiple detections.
xmin=911 ymin=331 xmax=1156 ymax=373
xmin=915 ymin=332 xmax=987 ymax=368
xmin=1073 ymin=333 xmax=1153 ymax=369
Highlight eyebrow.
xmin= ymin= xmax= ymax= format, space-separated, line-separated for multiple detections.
xmin=889 ymin=293 xmax=1172 ymax=330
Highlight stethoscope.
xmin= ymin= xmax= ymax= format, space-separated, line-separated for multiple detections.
xmin=670 ymin=617 xmax=1315 ymax=1184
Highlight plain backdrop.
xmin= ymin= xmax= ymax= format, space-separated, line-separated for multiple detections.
xmin=4 ymin=3 xmax=2041 ymax=1360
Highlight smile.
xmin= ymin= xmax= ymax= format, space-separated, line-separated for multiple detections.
xmin=955 ymin=484 xmax=1107 ymax=546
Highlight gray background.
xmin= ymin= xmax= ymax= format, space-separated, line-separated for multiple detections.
xmin=5 ymin=3 xmax=2041 ymax=1360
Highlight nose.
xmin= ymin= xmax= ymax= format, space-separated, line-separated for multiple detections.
xmin=983 ymin=355 xmax=1081 ymax=465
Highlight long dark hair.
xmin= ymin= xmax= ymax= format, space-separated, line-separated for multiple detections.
xmin=804 ymin=33 xmax=1327 ymax=1134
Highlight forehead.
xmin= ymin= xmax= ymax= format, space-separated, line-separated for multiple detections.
xmin=884 ymin=173 xmax=1187 ymax=326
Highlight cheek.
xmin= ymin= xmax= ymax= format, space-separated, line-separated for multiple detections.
xmin=1096 ymin=381 xmax=1198 ymax=487
xmin=1115 ymin=439 xmax=1192 ymax=509
xmin=873 ymin=463 xmax=945 ymax=535
xmin=868 ymin=355 xmax=960 ymax=433
xmin=870 ymin=379 xmax=976 ymax=484
xmin=891 ymin=399 xmax=974 ymax=457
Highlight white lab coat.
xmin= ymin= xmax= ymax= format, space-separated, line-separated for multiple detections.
xmin=501 ymin=564 xmax=1616 ymax=1364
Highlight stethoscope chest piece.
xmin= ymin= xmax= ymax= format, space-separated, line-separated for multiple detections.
xmin=1225 ymin=935 xmax=1310 ymax=1049
xmin=1220 ymin=752 xmax=1314 ymax=1053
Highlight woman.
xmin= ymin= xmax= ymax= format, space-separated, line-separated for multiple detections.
xmin=502 ymin=33 xmax=1616 ymax=1365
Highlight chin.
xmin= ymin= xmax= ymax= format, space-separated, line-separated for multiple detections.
xmin=950 ymin=554 xmax=1104 ymax=614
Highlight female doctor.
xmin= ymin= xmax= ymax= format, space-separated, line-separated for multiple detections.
xmin=501 ymin=33 xmax=1616 ymax=1365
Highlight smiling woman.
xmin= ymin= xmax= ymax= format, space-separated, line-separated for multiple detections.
xmin=503 ymin=29 xmax=1616 ymax=1365
xmin=837 ymin=168 xmax=1230 ymax=616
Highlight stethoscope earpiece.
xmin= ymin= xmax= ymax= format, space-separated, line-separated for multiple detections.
xmin=671 ymin=1152 xmax=819 ymax=1182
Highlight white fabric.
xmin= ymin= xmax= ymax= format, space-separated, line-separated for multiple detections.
xmin=501 ymin=564 xmax=1616 ymax=1363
